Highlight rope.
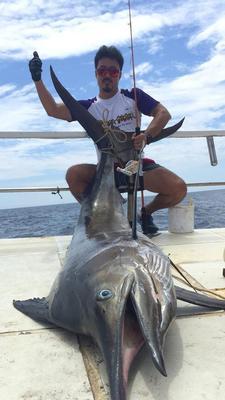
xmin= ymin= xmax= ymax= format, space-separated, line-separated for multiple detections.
xmin=171 ymin=260 xmax=225 ymax=300
xmin=94 ymin=109 xmax=133 ymax=160
xmin=173 ymin=275 xmax=225 ymax=300
xmin=169 ymin=257 xmax=197 ymax=293
xmin=51 ymin=186 xmax=63 ymax=199
xmin=95 ymin=109 xmax=128 ymax=145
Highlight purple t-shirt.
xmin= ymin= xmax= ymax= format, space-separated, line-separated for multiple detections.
xmin=75 ymin=88 xmax=159 ymax=133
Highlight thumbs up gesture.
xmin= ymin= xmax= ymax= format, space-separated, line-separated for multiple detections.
xmin=29 ymin=51 xmax=42 ymax=82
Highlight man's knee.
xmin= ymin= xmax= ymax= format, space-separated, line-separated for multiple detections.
xmin=65 ymin=164 xmax=96 ymax=186
xmin=174 ymin=178 xmax=187 ymax=204
xmin=65 ymin=164 xmax=96 ymax=202
xmin=65 ymin=165 xmax=77 ymax=185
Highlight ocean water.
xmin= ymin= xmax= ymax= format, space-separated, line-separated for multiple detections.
xmin=0 ymin=189 xmax=224 ymax=239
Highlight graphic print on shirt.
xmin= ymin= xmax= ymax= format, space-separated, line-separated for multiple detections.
xmin=100 ymin=107 xmax=136 ymax=132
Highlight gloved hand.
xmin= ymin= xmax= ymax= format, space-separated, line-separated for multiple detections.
xmin=29 ymin=51 xmax=42 ymax=82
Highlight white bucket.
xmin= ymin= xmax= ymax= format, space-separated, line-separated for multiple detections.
xmin=168 ymin=198 xmax=194 ymax=233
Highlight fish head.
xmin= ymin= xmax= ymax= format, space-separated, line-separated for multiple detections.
xmin=79 ymin=246 xmax=176 ymax=399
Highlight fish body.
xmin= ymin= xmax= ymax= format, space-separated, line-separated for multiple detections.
xmin=51 ymin=151 xmax=176 ymax=394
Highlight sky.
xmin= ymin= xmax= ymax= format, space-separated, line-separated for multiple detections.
xmin=0 ymin=0 xmax=225 ymax=209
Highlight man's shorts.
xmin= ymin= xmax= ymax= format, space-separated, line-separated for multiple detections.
xmin=114 ymin=157 xmax=161 ymax=191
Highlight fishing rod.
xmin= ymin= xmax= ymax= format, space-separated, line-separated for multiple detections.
xmin=127 ymin=0 xmax=145 ymax=240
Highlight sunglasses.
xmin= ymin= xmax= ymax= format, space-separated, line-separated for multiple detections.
xmin=96 ymin=66 xmax=120 ymax=78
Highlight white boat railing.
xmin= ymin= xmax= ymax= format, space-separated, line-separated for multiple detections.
xmin=0 ymin=181 xmax=225 ymax=194
xmin=0 ymin=130 xmax=225 ymax=193
xmin=0 ymin=130 xmax=225 ymax=139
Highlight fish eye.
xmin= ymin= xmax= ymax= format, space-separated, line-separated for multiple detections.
xmin=96 ymin=289 xmax=113 ymax=301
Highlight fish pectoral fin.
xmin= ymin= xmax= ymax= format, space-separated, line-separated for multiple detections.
xmin=175 ymin=285 xmax=225 ymax=312
xmin=176 ymin=305 xmax=224 ymax=317
xmin=13 ymin=297 xmax=52 ymax=325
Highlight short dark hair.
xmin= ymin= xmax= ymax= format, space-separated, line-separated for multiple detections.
xmin=94 ymin=45 xmax=124 ymax=70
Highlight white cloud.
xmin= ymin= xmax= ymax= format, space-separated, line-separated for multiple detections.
xmin=135 ymin=62 xmax=153 ymax=76
xmin=0 ymin=138 xmax=97 ymax=182
xmin=0 ymin=84 xmax=16 ymax=96
xmin=138 ymin=49 xmax=225 ymax=131
xmin=0 ymin=0 xmax=224 ymax=61
xmin=0 ymin=3 xmax=133 ymax=60
xmin=124 ymin=62 xmax=153 ymax=80
xmin=188 ymin=14 xmax=225 ymax=50
xmin=0 ymin=82 xmax=86 ymax=131
xmin=146 ymin=35 xmax=163 ymax=55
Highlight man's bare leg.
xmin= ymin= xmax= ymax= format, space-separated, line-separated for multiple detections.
xmin=143 ymin=166 xmax=187 ymax=214
xmin=65 ymin=164 xmax=186 ymax=233
xmin=65 ymin=164 xmax=96 ymax=202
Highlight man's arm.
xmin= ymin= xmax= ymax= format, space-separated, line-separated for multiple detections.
xmin=29 ymin=52 xmax=72 ymax=121
xmin=144 ymin=103 xmax=171 ymax=140
xmin=132 ymin=103 xmax=171 ymax=150
xmin=34 ymin=80 xmax=72 ymax=121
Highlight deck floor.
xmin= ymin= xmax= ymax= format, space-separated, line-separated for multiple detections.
xmin=1 ymin=229 xmax=225 ymax=399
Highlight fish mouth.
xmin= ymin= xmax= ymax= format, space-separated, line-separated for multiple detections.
xmin=130 ymin=274 xmax=167 ymax=376
xmin=95 ymin=271 xmax=167 ymax=399
xmin=121 ymin=295 xmax=147 ymax=384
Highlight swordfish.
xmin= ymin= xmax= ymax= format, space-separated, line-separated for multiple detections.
xmin=13 ymin=68 xmax=225 ymax=400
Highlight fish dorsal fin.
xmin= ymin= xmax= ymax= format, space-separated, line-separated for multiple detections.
xmin=50 ymin=66 xmax=110 ymax=150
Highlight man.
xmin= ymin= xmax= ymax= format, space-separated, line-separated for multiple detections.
xmin=29 ymin=46 xmax=187 ymax=234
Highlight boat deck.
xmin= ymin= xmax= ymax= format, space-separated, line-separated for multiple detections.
xmin=1 ymin=229 xmax=225 ymax=400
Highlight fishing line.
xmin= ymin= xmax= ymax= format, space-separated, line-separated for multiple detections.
xmin=128 ymin=0 xmax=140 ymax=133
xmin=128 ymin=0 xmax=145 ymax=239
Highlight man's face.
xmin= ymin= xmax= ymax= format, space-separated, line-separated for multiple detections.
xmin=95 ymin=57 xmax=121 ymax=96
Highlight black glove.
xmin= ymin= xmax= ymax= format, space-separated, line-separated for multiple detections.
xmin=29 ymin=51 xmax=42 ymax=82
